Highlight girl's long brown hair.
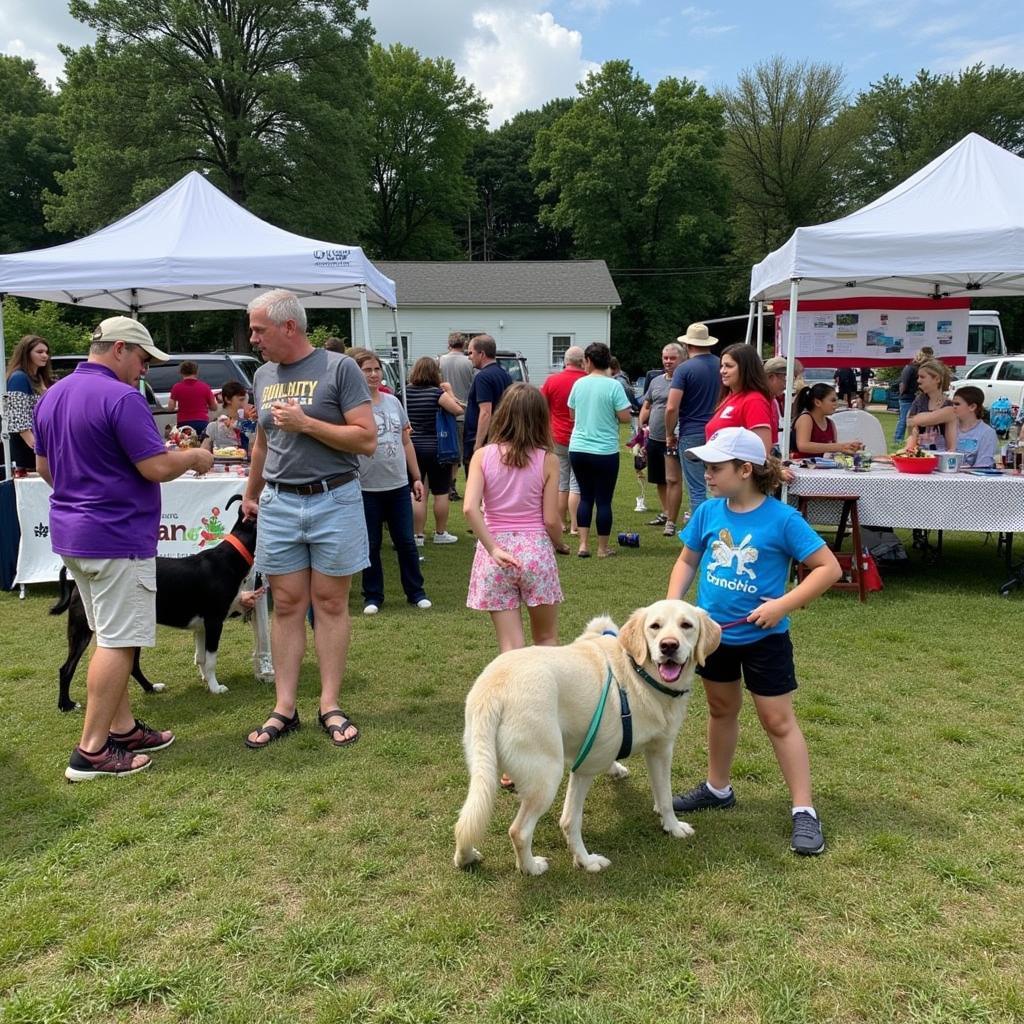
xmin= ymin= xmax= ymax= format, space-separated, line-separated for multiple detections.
xmin=6 ymin=335 xmax=53 ymax=391
xmin=483 ymin=383 xmax=552 ymax=468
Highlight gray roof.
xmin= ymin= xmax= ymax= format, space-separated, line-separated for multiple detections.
xmin=375 ymin=260 xmax=620 ymax=307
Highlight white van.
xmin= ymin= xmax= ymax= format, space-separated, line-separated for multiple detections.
xmin=966 ymin=310 xmax=1008 ymax=370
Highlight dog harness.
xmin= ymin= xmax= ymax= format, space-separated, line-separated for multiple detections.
xmin=570 ymin=662 xmax=632 ymax=773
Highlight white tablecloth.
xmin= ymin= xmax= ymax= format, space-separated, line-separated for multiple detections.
xmin=788 ymin=466 xmax=1024 ymax=533
xmin=14 ymin=474 xmax=250 ymax=585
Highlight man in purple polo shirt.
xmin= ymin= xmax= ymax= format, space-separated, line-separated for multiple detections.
xmin=34 ymin=316 xmax=214 ymax=781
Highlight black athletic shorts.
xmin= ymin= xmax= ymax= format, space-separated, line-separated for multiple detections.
xmin=646 ymin=437 xmax=676 ymax=486
xmin=696 ymin=631 xmax=797 ymax=697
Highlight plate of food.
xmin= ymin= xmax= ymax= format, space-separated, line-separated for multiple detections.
xmin=213 ymin=446 xmax=247 ymax=462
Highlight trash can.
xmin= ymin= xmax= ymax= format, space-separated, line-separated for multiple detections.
xmin=870 ymin=385 xmax=889 ymax=405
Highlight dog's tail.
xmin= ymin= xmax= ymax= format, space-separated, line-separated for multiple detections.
xmin=578 ymin=614 xmax=618 ymax=641
xmin=453 ymin=685 xmax=503 ymax=868
xmin=49 ymin=567 xmax=74 ymax=616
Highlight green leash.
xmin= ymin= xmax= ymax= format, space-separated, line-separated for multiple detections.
xmin=571 ymin=663 xmax=615 ymax=773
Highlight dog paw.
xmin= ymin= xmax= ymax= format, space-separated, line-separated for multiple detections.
xmin=151 ymin=683 xmax=166 ymax=693
xmin=520 ymin=856 xmax=549 ymax=876
xmin=454 ymin=847 xmax=483 ymax=869
xmin=208 ymin=683 xmax=229 ymax=695
xmin=664 ymin=819 xmax=695 ymax=839
xmin=607 ymin=761 xmax=630 ymax=781
xmin=575 ymin=852 xmax=611 ymax=872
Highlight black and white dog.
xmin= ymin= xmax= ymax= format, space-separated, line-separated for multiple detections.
xmin=51 ymin=495 xmax=259 ymax=712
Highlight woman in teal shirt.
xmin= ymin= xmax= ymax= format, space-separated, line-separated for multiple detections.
xmin=567 ymin=343 xmax=632 ymax=558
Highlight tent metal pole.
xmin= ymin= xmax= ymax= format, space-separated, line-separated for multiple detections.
xmin=392 ymin=307 xmax=407 ymax=406
xmin=358 ymin=285 xmax=370 ymax=350
xmin=780 ymin=279 xmax=801 ymax=501
xmin=756 ymin=301 xmax=765 ymax=353
xmin=0 ymin=296 xmax=12 ymax=479
xmin=743 ymin=300 xmax=755 ymax=345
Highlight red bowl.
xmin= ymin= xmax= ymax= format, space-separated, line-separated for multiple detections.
xmin=892 ymin=454 xmax=938 ymax=475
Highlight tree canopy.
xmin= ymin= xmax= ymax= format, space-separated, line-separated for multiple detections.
xmin=46 ymin=0 xmax=373 ymax=240
xmin=365 ymin=43 xmax=488 ymax=259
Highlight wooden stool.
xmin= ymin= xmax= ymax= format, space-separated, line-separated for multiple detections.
xmin=796 ymin=494 xmax=866 ymax=602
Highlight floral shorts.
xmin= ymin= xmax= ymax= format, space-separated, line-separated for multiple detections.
xmin=467 ymin=532 xmax=564 ymax=611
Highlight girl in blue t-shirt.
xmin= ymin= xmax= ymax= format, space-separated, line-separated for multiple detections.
xmin=666 ymin=426 xmax=842 ymax=856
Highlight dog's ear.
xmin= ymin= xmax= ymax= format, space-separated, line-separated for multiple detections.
xmin=226 ymin=493 xmax=243 ymax=509
xmin=618 ymin=608 xmax=649 ymax=664
xmin=695 ymin=609 xmax=722 ymax=668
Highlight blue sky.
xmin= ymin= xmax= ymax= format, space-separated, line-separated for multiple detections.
xmin=5 ymin=0 xmax=1023 ymax=126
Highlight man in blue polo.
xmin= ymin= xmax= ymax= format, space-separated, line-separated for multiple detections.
xmin=462 ymin=334 xmax=512 ymax=466
xmin=35 ymin=316 xmax=214 ymax=781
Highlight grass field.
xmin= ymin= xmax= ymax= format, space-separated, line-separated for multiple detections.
xmin=3 ymin=411 xmax=1023 ymax=1023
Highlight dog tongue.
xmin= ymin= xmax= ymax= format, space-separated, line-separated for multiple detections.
xmin=658 ymin=662 xmax=683 ymax=683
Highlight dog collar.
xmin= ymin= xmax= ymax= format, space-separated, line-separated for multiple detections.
xmin=221 ymin=533 xmax=254 ymax=567
xmin=628 ymin=656 xmax=690 ymax=698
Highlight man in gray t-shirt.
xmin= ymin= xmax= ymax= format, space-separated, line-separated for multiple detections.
xmin=438 ymin=332 xmax=475 ymax=497
xmin=640 ymin=342 xmax=684 ymax=535
xmin=242 ymin=289 xmax=376 ymax=752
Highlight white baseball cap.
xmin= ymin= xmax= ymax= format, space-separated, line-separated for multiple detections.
xmin=684 ymin=427 xmax=767 ymax=465
xmin=91 ymin=316 xmax=169 ymax=362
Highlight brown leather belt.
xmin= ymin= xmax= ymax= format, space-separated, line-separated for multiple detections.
xmin=272 ymin=471 xmax=358 ymax=495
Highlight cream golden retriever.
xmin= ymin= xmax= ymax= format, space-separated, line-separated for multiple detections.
xmin=453 ymin=600 xmax=721 ymax=875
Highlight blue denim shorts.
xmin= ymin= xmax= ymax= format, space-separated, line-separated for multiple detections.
xmin=255 ymin=479 xmax=369 ymax=577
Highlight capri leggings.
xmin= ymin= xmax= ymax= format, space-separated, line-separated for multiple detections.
xmin=569 ymin=451 xmax=619 ymax=536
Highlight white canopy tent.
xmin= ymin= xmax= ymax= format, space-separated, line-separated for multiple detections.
xmin=0 ymin=171 xmax=400 ymax=474
xmin=745 ymin=132 xmax=1024 ymax=463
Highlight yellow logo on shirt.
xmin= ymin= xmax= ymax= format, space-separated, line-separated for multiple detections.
xmin=260 ymin=380 xmax=320 ymax=405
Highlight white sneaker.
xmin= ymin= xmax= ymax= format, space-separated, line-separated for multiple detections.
xmin=433 ymin=532 xmax=458 ymax=544
xmin=363 ymin=604 xmax=380 ymax=615
xmin=414 ymin=534 xmax=425 ymax=547
xmin=416 ymin=598 xmax=432 ymax=609
xmin=662 ymin=521 xmax=676 ymax=536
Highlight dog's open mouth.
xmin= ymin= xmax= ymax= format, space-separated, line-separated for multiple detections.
xmin=657 ymin=659 xmax=686 ymax=683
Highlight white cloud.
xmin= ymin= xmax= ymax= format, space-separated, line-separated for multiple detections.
xmin=367 ymin=1 xmax=597 ymax=125
xmin=679 ymin=4 xmax=734 ymax=39
xmin=930 ymin=32 xmax=1024 ymax=73
xmin=828 ymin=0 xmax=918 ymax=32
xmin=464 ymin=9 xmax=599 ymax=126
xmin=0 ymin=0 xmax=95 ymax=86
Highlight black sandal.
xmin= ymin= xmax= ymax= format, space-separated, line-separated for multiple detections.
xmin=318 ymin=708 xmax=360 ymax=748
xmin=244 ymin=710 xmax=300 ymax=749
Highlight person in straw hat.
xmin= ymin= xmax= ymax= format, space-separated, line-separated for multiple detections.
xmin=664 ymin=323 xmax=721 ymax=518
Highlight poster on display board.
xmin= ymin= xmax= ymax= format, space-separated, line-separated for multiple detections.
xmin=14 ymin=475 xmax=248 ymax=585
xmin=773 ymin=297 xmax=970 ymax=368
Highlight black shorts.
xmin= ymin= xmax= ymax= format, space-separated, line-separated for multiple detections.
xmin=696 ymin=631 xmax=797 ymax=697
xmin=646 ymin=438 xmax=676 ymax=486
xmin=414 ymin=449 xmax=453 ymax=496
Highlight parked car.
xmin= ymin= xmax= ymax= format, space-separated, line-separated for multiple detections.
xmin=49 ymin=354 xmax=177 ymax=434
xmin=142 ymin=352 xmax=261 ymax=406
xmin=496 ymin=350 xmax=529 ymax=383
xmin=949 ymin=355 xmax=1024 ymax=408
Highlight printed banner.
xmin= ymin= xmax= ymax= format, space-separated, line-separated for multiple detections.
xmin=774 ymin=297 xmax=970 ymax=367
xmin=14 ymin=476 xmax=248 ymax=585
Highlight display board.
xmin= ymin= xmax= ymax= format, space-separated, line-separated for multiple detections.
xmin=774 ymin=297 xmax=970 ymax=367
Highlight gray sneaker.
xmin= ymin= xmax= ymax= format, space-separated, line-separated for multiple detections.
xmin=790 ymin=810 xmax=825 ymax=856
xmin=672 ymin=781 xmax=736 ymax=813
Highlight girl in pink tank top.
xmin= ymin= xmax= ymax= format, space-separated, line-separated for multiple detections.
xmin=464 ymin=382 xmax=565 ymax=652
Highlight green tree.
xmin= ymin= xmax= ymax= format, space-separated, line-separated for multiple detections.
xmin=842 ymin=64 xmax=1024 ymax=205
xmin=0 ymin=56 xmax=70 ymax=253
xmin=532 ymin=60 xmax=730 ymax=369
xmin=1 ymin=298 xmax=93 ymax=354
xmin=466 ymin=99 xmax=575 ymax=261
xmin=366 ymin=43 xmax=488 ymax=259
xmin=721 ymin=57 xmax=850 ymax=267
xmin=46 ymin=0 xmax=373 ymax=241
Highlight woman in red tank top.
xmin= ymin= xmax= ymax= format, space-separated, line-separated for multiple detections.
xmin=791 ymin=383 xmax=864 ymax=459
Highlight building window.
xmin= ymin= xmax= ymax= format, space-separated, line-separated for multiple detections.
xmin=550 ymin=334 xmax=574 ymax=366
xmin=386 ymin=333 xmax=411 ymax=353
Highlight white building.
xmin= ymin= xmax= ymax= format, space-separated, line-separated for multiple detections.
xmin=351 ymin=260 xmax=621 ymax=383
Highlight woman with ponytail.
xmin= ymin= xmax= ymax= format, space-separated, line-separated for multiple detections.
xmin=791 ymin=383 xmax=863 ymax=460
